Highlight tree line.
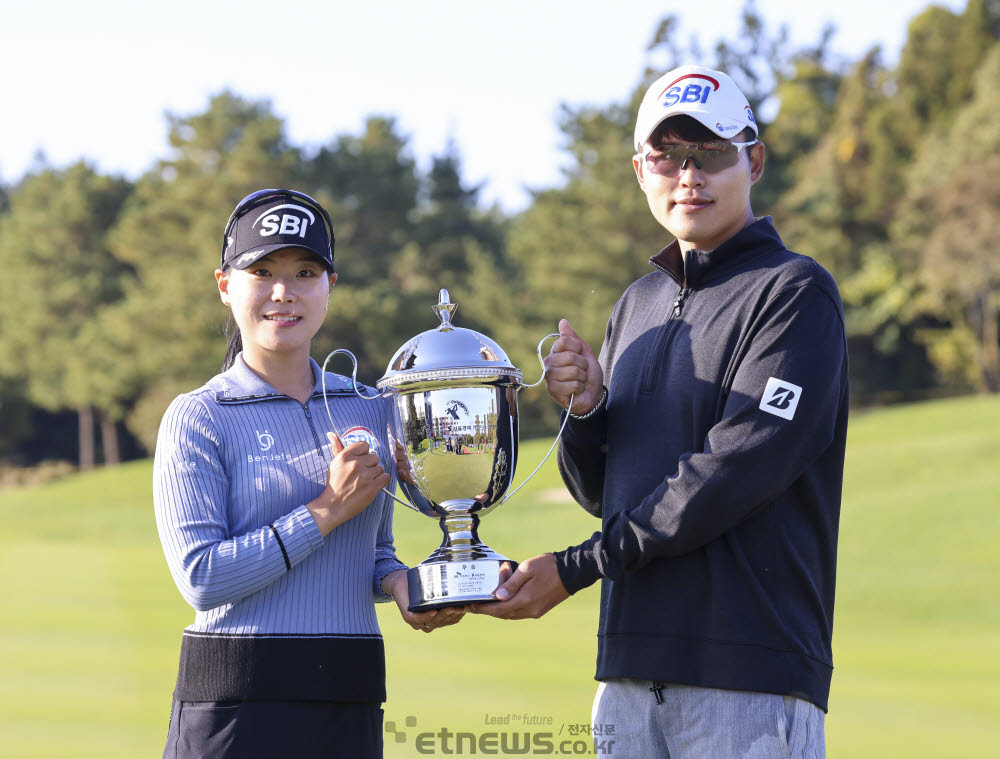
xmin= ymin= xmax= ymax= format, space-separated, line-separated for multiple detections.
xmin=0 ymin=0 xmax=996 ymax=470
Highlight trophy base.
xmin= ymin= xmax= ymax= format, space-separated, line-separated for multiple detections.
xmin=407 ymin=559 xmax=518 ymax=611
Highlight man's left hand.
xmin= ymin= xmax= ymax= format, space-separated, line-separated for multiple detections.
xmin=469 ymin=554 xmax=570 ymax=620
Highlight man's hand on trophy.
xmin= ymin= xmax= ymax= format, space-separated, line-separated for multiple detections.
xmin=381 ymin=570 xmax=465 ymax=633
xmin=544 ymin=319 xmax=604 ymax=416
xmin=306 ymin=432 xmax=392 ymax=537
xmin=468 ymin=554 xmax=570 ymax=620
xmin=394 ymin=439 xmax=416 ymax=485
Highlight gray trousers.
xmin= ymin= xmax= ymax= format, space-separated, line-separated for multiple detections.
xmin=592 ymin=680 xmax=826 ymax=759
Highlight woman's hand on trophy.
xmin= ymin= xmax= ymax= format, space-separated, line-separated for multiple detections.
xmin=468 ymin=554 xmax=570 ymax=620
xmin=306 ymin=432 xmax=392 ymax=537
xmin=394 ymin=439 xmax=417 ymax=485
xmin=545 ymin=319 xmax=604 ymax=416
xmin=382 ymin=570 xmax=466 ymax=633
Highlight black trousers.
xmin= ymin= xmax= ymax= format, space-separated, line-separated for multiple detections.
xmin=163 ymin=699 xmax=383 ymax=758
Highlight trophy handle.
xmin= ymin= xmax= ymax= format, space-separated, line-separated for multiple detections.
xmin=321 ymin=348 xmax=378 ymax=403
xmin=497 ymin=331 xmax=576 ymax=506
xmin=520 ymin=332 xmax=560 ymax=389
xmin=320 ymin=348 xmax=414 ymax=510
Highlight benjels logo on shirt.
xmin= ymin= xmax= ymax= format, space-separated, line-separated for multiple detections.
xmin=257 ymin=429 xmax=274 ymax=451
xmin=247 ymin=428 xmax=292 ymax=462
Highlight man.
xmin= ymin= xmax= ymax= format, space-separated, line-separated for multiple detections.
xmin=472 ymin=65 xmax=848 ymax=758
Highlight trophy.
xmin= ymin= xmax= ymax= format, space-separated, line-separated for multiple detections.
xmin=323 ymin=289 xmax=566 ymax=611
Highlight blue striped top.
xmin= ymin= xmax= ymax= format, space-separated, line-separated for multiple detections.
xmin=153 ymin=355 xmax=408 ymax=640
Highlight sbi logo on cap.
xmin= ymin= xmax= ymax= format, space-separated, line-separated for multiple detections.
xmin=252 ymin=203 xmax=316 ymax=239
xmin=659 ymin=73 xmax=721 ymax=107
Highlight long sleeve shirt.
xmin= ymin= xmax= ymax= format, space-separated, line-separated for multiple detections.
xmin=553 ymin=218 xmax=849 ymax=712
xmin=153 ymin=355 xmax=407 ymax=702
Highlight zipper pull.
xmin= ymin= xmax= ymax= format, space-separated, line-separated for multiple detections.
xmin=673 ymin=287 xmax=689 ymax=317
xmin=649 ymin=681 xmax=666 ymax=705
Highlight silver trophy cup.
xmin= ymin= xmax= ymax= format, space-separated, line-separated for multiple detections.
xmin=324 ymin=289 xmax=565 ymax=611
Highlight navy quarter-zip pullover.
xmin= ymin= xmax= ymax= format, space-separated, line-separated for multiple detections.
xmin=553 ymin=217 xmax=848 ymax=711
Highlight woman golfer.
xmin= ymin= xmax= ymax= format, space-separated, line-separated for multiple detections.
xmin=153 ymin=189 xmax=461 ymax=758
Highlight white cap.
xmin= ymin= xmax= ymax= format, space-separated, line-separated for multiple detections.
xmin=634 ymin=65 xmax=758 ymax=150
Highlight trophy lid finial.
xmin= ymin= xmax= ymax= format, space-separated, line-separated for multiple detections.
xmin=377 ymin=287 xmax=521 ymax=391
xmin=432 ymin=288 xmax=457 ymax=329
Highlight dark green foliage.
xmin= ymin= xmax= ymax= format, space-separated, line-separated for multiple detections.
xmin=1 ymin=1 xmax=997 ymax=465
xmin=0 ymin=163 xmax=133 ymax=466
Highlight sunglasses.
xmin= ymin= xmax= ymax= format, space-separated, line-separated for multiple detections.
xmin=638 ymin=140 xmax=758 ymax=177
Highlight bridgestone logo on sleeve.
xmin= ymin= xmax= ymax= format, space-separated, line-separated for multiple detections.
xmin=760 ymin=377 xmax=803 ymax=420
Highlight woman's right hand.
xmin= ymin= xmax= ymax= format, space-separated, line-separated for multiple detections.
xmin=307 ymin=432 xmax=391 ymax=536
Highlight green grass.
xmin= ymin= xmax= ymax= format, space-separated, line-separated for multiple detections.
xmin=410 ymin=443 xmax=497 ymax=504
xmin=1 ymin=396 xmax=998 ymax=757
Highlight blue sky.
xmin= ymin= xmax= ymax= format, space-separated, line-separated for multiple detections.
xmin=1 ymin=0 xmax=966 ymax=211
